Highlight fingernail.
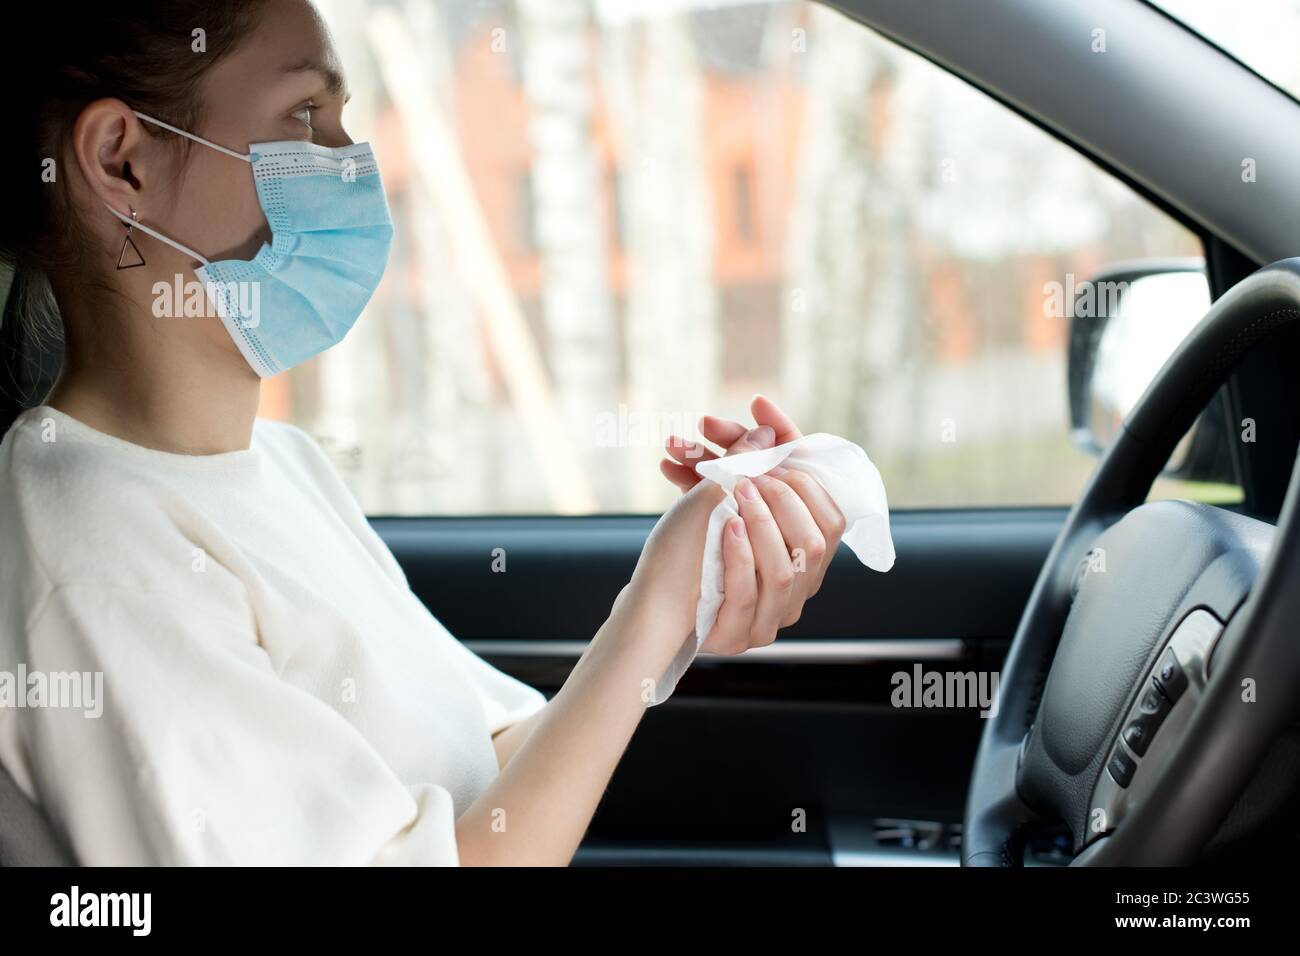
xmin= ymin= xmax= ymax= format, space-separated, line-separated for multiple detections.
xmin=729 ymin=517 xmax=747 ymax=538
xmin=736 ymin=477 xmax=760 ymax=501
xmin=747 ymin=425 xmax=774 ymax=449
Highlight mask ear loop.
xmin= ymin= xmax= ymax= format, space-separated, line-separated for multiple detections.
xmin=103 ymin=204 xmax=211 ymax=266
xmin=130 ymin=110 xmax=254 ymax=163
xmin=101 ymin=109 xmax=256 ymax=266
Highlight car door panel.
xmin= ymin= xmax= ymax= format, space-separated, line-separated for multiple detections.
xmin=374 ymin=508 xmax=1060 ymax=864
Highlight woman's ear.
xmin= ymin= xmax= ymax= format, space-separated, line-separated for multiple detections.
xmin=68 ymin=99 xmax=152 ymax=220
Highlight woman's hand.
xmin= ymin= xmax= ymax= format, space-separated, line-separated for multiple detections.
xmin=640 ymin=395 xmax=847 ymax=655
xmin=460 ymin=397 xmax=843 ymax=864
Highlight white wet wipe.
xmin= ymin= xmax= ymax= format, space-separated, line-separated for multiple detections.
xmin=650 ymin=433 xmax=895 ymax=705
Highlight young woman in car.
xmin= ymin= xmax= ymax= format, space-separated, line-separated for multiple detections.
xmin=0 ymin=0 xmax=846 ymax=864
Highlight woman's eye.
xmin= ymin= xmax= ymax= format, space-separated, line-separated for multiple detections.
xmin=291 ymin=105 xmax=314 ymax=129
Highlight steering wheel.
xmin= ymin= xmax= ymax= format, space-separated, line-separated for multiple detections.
xmin=962 ymin=259 xmax=1300 ymax=866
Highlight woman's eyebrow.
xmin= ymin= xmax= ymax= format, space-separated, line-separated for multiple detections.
xmin=279 ymin=58 xmax=350 ymax=101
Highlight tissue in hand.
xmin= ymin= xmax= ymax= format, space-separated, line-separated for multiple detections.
xmin=649 ymin=433 xmax=895 ymax=706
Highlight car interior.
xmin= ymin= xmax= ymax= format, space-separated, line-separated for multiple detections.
xmin=3 ymin=0 xmax=1300 ymax=869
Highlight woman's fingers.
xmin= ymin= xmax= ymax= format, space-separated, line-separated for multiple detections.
xmin=752 ymin=472 xmax=825 ymax=626
xmin=734 ymin=476 xmax=795 ymax=645
xmin=662 ymin=427 xmax=773 ymax=494
xmin=703 ymin=516 xmax=758 ymax=655
xmin=664 ymin=435 xmax=719 ymax=467
xmin=751 ymin=394 xmax=802 ymax=444
xmin=699 ymin=415 xmax=748 ymax=451
xmin=700 ymin=395 xmax=799 ymax=454
xmin=700 ymin=416 xmax=779 ymax=458
xmin=663 ymin=432 xmax=733 ymax=493
xmin=770 ymin=467 xmax=845 ymax=597
xmin=661 ymin=436 xmax=714 ymax=493
xmin=664 ymin=401 xmax=820 ymax=648
xmin=658 ymin=458 xmax=700 ymax=492
xmin=723 ymin=424 xmax=774 ymax=456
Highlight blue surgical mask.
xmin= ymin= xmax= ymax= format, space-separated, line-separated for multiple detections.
xmin=105 ymin=110 xmax=394 ymax=377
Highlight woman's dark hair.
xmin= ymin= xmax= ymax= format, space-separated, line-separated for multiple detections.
xmin=0 ymin=2 xmax=264 ymax=412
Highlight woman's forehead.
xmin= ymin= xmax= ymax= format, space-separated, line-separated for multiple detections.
xmin=202 ymin=0 xmax=346 ymax=104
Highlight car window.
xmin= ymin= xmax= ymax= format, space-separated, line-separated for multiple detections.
xmin=272 ymin=0 xmax=1207 ymax=515
xmin=1152 ymin=0 xmax=1300 ymax=102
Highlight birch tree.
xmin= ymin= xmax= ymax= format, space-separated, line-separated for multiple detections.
xmin=781 ymin=5 xmax=920 ymax=448
xmin=600 ymin=8 xmax=719 ymax=511
xmin=518 ymin=0 xmax=621 ymax=507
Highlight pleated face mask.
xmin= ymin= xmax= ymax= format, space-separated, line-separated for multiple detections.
xmin=105 ymin=110 xmax=394 ymax=377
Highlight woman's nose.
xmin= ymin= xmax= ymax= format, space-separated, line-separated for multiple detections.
xmin=316 ymin=128 xmax=354 ymax=149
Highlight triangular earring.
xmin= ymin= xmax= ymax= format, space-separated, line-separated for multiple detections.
xmin=116 ymin=209 xmax=146 ymax=270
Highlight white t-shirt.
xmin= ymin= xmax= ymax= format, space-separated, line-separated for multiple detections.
xmin=0 ymin=405 xmax=548 ymax=865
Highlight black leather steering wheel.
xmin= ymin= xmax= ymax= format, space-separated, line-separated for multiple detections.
xmin=962 ymin=259 xmax=1300 ymax=866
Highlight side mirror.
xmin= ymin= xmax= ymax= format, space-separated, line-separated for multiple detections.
xmin=1066 ymin=259 xmax=1235 ymax=483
